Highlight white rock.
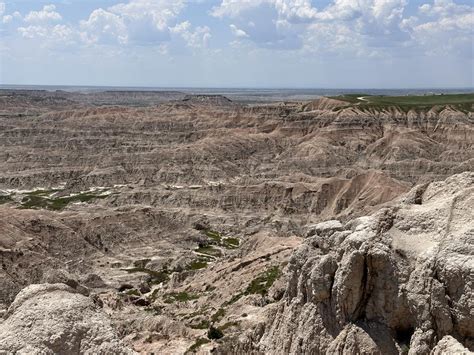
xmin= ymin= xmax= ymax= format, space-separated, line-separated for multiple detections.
xmin=0 ymin=283 xmax=135 ymax=354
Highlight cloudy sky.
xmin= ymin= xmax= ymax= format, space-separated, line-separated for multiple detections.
xmin=0 ymin=0 xmax=472 ymax=88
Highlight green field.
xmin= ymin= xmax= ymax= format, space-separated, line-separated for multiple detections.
xmin=327 ymin=93 xmax=474 ymax=112
xmin=19 ymin=190 xmax=110 ymax=211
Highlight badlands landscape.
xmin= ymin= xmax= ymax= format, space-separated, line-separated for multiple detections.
xmin=0 ymin=89 xmax=473 ymax=354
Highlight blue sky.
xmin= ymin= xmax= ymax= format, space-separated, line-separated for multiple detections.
xmin=0 ymin=0 xmax=472 ymax=88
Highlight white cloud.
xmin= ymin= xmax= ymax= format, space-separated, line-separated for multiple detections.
xmin=171 ymin=21 xmax=211 ymax=48
xmin=275 ymin=0 xmax=318 ymax=22
xmin=212 ymin=0 xmax=305 ymax=49
xmin=211 ymin=0 xmax=472 ymax=58
xmin=406 ymin=0 xmax=474 ymax=56
xmin=418 ymin=0 xmax=470 ymax=16
xmin=24 ymin=4 xmax=62 ymax=23
xmin=79 ymin=0 xmax=188 ymax=45
xmin=212 ymin=0 xmax=266 ymax=18
xmin=212 ymin=0 xmax=318 ymax=22
xmin=230 ymin=24 xmax=249 ymax=38
xmin=18 ymin=24 xmax=74 ymax=44
xmin=5 ymin=0 xmax=473 ymax=62
xmin=12 ymin=0 xmax=208 ymax=53
xmin=313 ymin=0 xmax=410 ymax=51
xmin=79 ymin=8 xmax=127 ymax=45
xmin=109 ymin=0 xmax=185 ymax=31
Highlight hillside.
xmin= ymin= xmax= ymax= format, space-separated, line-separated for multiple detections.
xmin=0 ymin=90 xmax=472 ymax=354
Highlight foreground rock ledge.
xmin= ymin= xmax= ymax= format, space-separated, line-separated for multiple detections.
xmin=0 ymin=283 xmax=135 ymax=354
xmin=221 ymin=172 xmax=474 ymax=354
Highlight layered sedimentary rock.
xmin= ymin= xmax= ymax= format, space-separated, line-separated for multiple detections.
xmin=258 ymin=172 xmax=473 ymax=354
xmin=0 ymin=90 xmax=472 ymax=354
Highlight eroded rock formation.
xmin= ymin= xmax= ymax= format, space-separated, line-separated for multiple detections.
xmin=0 ymin=283 xmax=135 ymax=354
xmin=258 ymin=172 xmax=473 ymax=354
xmin=0 ymin=90 xmax=472 ymax=354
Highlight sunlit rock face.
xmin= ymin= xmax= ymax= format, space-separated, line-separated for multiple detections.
xmin=0 ymin=90 xmax=472 ymax=354
xmin=258 ymin=172 xmax=474 ymax=354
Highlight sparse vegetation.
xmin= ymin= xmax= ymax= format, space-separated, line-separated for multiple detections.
xmin=163 ymin=292 xmax=199 ymax=303
xmin=204 ymin=230 xmax=222 ymax=242
xmin=186 ymin=338 xmax=211 ymax=353
xmin=195 ymin=245 xmax=222 ymax=257
xmin=246 ymin=265 xmax=281 ymax=296
xmin=226 ymin=293 xmax=243 ymax=305
xmin=211 ymin=308 xmax=225 ymax=323
xmin=180 ymin=307 xmax=209 ymax=320
xmin=144 ymin=305 xmax=163 ymax=315
xmin=226 ymin=265 xmax=281 ymax=304
xmin=219 ymin=321 xmax=239 ymax=331
xmin=0 ymin=194 xmax=13 ymax=204
xmin=188 ymin=259 xmax=208 ymax=270
xmin=26 ymin=188 xmax=60 ymax=197
xmin=122 ymin=267 xmax=170 ymax=284
xmin=245 ymin=266 xmax=280 ymax=296
xmin=222 ymin=237 xmax=239 ymax=249
xmin=18 ymin=189 xmax=111 ymax=211
xmin=207 ymin=326 xmax=224 ymax=340
xmin=201 ymin=229 xmax=240 ymax=250
xmin=188 ymin=319 xmax=211 ymax=329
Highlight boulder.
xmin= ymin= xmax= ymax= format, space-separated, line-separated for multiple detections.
xmin=0 ymin=283 xmax=135 ymax=354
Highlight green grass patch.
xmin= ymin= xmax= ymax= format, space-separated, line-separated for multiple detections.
xmin=327 ymin=94 xmax=366 ymax=103
xmin=222 ymin=237 xmax=239 ymax=249
xmin=226 ymin=292 xmax=243 ymax=305
xmin=186 ymin=338 xmax=210 ymax=353
xmin=195 ymin=245 xmax=222 ymax=257
xmin=226 ymin=265 xmax=281 ymax=304
xmin=327 ymin=93 xmax=474 ymax=112
xmin=180 ymin=307 xmax=209 ymax=320
xmin=204 ymin=230 xmax=222 ymax=243
xmin=0 ymin=195 xmax=13 ymax=204
xmin=19 ymin=190 xmax=110 ymax=211
xmin=163 ymin=292 xmax=199 ymax=304
xmin=245 ymin=266 xmax=281 ymax=296
xmin=188 ymin=259 xmax=209 ymax=270
xmin=211 ymin=308 xmax=225 ymax=323
xmin=26 ymin=188 xmax=60 ymax=197
xmin=201 ymin=229 xmax=240 ymax=250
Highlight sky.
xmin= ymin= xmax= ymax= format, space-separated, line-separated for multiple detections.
xmin=0 ymin=0 xmax=473 ymax=88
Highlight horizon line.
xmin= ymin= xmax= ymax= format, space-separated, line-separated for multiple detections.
xmin=1 ymin=84 xmax=474 ymax=91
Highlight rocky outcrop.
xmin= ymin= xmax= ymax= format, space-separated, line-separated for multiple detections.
xmin=258 ymin=172 xmax=474 ymax=354
xmin=0 ymin=90 xmax=472 ymax=354
xmin=182 ymin=94 xmax=234 ymax=106
xmin=0 ymin=283 xmax=135 ymax=354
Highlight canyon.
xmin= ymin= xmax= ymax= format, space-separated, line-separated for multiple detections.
xmin=0 ymin=89 xmax=472 ymax=354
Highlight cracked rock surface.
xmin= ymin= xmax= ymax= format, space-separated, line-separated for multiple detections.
xmin=0 ymin=283 xmax=135 ymax=354
xmin=257 ymin=172 xmax=473 ymax=354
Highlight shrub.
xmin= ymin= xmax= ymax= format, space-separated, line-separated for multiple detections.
xmin=207 ymin=326 xmax=224 ymax=340
xmin=186 ymin=338 xmax=210 ymax=353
